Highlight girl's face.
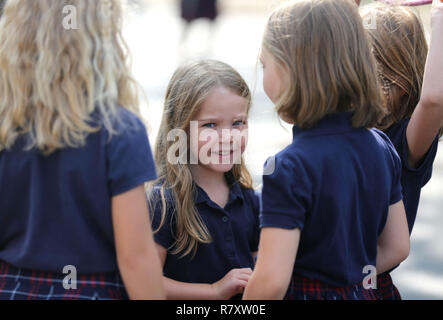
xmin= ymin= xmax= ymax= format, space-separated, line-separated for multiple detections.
xmin=190 ymin=87 xmax=249 ymax=174
xmin=260 ymin=49 xmax=288 ymax=105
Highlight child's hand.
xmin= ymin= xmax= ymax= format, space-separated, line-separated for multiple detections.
xmin=211 ymin=268 xmax=253 ymax=300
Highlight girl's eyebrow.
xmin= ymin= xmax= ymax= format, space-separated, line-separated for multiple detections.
xmin=196 ymin=118 xmax=218 ymax=122
xmin=234 ymin=113 xmax=247 ymax=119
xmin=197 ymin=113 xmax=247 ymax=122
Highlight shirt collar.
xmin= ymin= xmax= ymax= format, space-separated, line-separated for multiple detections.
xmin=194 ymin=172 xmax=244 ymax=206
xmin=292 ymin=112 xmax=355 ymax=140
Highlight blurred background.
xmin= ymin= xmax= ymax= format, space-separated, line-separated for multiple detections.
xmin=122 ymin=0 xmax=443 ymax=299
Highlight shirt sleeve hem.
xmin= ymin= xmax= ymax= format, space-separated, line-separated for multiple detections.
xmin=153 ymin=235 xmax=174 ymax=251
xmin=110 ymin=173 xmax=157 ymax=196
xmin=259 ymin=212 xmax=304 ymax=230
xmin=389 ymin=193 xmax=403 ymax=206
xmin=402 ymin=132 xmax=438 ymax=174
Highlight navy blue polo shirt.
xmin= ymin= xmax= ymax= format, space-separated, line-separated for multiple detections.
xmin=150 ymin=176 xmax=260 ymax=285
xmin=385 ymin=118 xmax=439 ymax=233
xmin=260 ymin=112 xmax=403 ymax=287
xmin=0 ymin=107 xmax=157 ymax=273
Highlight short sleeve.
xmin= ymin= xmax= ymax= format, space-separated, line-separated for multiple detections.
xmin=388 ymin=118 xmax=438 ymax=186
xmin=148 ymin=187 xmax=176 ymax=250
xmin=401 ymin=125 xmax=439 ymax=187
xmin=106 ymin=110 xmax=157 ymax=196
xmin=259 ymin=155 xmax=310 ymax=231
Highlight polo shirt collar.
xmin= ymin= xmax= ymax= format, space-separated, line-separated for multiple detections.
xmin=194 ymin=172 xmax=244 ymax=206
xmin=292 ymin=112 xmax=354 ymax=140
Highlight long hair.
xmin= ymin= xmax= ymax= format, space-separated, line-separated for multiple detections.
xmin=361 ymin=4 xmax=441 ymax=135
xmin=262 ymin=0 xmax=385 ymax=129
xmin=0 ymin=0 xmax=140 ymax=154
xmin=148 ymin=60 xmax=253 ymax=258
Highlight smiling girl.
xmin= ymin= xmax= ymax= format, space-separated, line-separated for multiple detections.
xmin=147 ymin=60 xmax=260 ymax=300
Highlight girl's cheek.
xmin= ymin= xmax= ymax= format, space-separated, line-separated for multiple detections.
xmin=231 ymin=126 xmax=248 ymax=154
xmin=197 ymin=128 xmax=218 ymax=154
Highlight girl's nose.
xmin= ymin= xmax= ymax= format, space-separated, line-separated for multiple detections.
xmin=220 ymin=129 xmax=233 ymax=143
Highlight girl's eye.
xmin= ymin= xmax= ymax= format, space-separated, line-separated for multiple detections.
xmin=233 ymin=120 xmax=246 ymax=126
xmin=202 ymin=123 xmax=216 ymax=128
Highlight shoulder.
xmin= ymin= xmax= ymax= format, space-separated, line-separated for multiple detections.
xmin=370 ymin=128 xmax=399 ymax=156
xmin=92 ymin=107 xmax=146 ymax=140
xmin=265 ymin=144 xmax=311 ymax=179
xmin=111 ymin=107 xmax=146 ymax=134
xmin=262 ymin=148 xmax=312 ymax=199
xmin=369 ymin=128 xmax=402 ymax=174
xmin=370 ymin=127 xmax=393 ymax=145
xmin=103 ymin=107 xmax=152 ymax=158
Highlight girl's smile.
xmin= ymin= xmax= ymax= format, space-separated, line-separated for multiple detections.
xmin=191 ymin=86 xmax=249 ymax=172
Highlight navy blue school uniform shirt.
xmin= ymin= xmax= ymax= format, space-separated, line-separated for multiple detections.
xmin=260 ymin=112 xmax=403 ymax=287
xmin=0 ymin=107 xmax=157 ymax=274
xmin=150 ymin=176 xmax=260 ymax=285
xmin=385 ymin=118 xmax=439 ymax=233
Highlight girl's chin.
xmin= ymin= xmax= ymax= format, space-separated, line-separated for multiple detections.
xmin=205 ymin=163 xmax=235 ymax=173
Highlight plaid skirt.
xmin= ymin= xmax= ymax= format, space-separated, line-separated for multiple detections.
xmin=0 ymin=260 xmax=129 ymax=300
xmin=376 ymin=272 xmax=402 ymax=300
xmin=285 ymin=275 xmax=378 ymax=300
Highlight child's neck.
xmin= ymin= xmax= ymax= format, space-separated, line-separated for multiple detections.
xmin=190 ymin=165 xmax=230 ymax=209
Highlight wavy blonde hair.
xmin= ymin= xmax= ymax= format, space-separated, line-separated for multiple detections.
xmin=0 ymin=0 xmax=140 ymax=154
xmin=361 ymin=3 xmax=442 ymax=136
xmin=148 ymin=60 xmax=253 ymax=258
xmin=263 ymin=0 xmax=385 ymax=129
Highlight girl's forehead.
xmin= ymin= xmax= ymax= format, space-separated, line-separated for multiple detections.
xmin=195 ymin=87 xmax=249 ymax=119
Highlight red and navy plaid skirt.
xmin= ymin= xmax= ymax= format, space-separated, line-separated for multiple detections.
xmin=285 ymin=275 xmax=378 ymax=300
xmin=0 ymin=260 xmax=128 ymax=300
xmin=376 ymin=272 xmax=402 ymax=300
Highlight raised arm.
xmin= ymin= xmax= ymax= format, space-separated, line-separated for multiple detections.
xmin=406 ymin=0 xmax=443 ymax=168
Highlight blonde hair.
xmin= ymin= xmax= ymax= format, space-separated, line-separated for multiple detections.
xmin=361 ymin=4 xmax=437 ymax=133
xmin=148 ymin=60 xmax=253 ymax=258
xmin=263 ymin=0 xmax=385 ymax=129
xmin=0 ymin=0 xmax=140 ymax=154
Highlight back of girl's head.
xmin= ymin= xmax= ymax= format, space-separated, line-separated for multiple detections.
xmin=361 ymin=4 xmax=428 ymax=129
xmin=263 ymin=0 xmax=384 ymax=129
xmin=150 ymin=60 xmax=252 ymax=258
xmin=0 ymin=0 xmax=139 ymax=154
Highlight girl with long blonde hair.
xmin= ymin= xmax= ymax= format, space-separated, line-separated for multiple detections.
xmin=148 ymin=60 xmax=260 ymax=300
xmin=361 ymin=0 xmax=443 ymax=300
xmin=244 ymin=0 xmax=410 ymax=300
xmin=0 ymin=0 xmax=164 ymax=300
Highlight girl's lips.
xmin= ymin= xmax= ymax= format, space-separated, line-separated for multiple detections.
xmin=211 ymin=149 xmax=238 ymax=156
